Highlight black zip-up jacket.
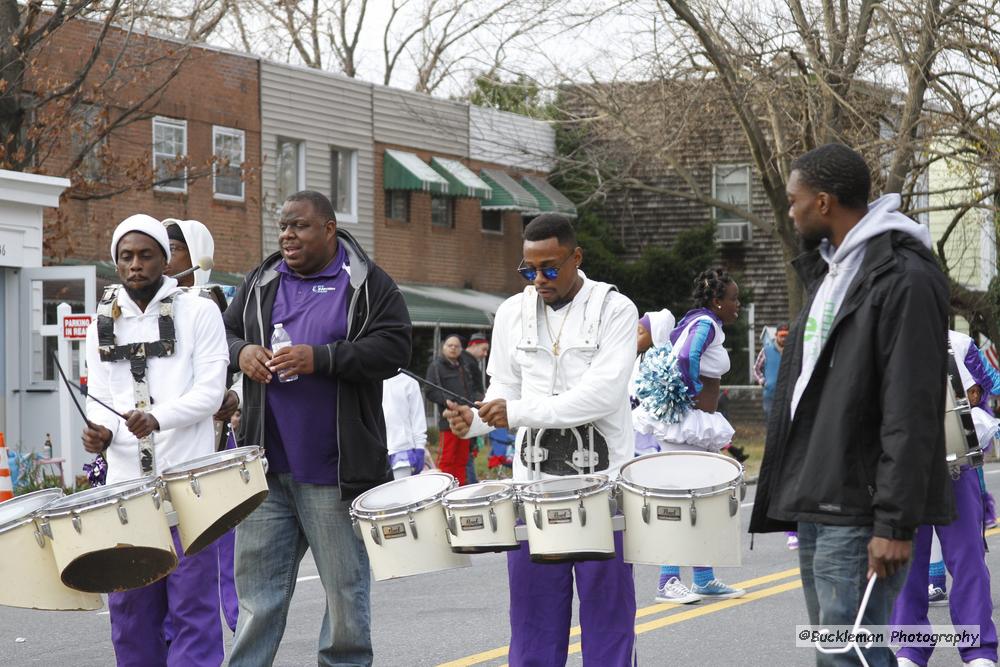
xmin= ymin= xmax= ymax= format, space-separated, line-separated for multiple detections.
xmin=223 ymin=230 xmax=412 ymax=500
xmin=424 ymin=354 xmax=483 ymax=431
xmin=749 ymin=230 xmax=955 ymax=540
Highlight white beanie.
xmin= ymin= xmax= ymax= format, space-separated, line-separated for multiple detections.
xmin=111 ymin=214 xmax=171 ymax=263
xmin=163 ymin=218 xmax=215 ymax=285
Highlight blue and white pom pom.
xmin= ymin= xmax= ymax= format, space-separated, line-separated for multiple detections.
xmin=635 ymin=344 xmax=693 ymax=424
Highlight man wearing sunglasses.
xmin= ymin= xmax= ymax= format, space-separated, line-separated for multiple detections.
xmin=444 ymin=213 xmax=639 ymax=666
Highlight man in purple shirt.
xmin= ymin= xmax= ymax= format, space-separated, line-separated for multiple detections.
xmin=224 ymin=191 xmax=411 ymax=666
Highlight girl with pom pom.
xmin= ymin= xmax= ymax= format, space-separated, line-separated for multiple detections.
xmin=633 ymin=268 xmax=747 ymax=605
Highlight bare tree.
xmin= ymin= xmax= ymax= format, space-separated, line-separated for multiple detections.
xmin=555 ymin=0 xmax=1000 ymax=341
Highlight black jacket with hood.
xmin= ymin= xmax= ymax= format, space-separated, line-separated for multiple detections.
xmin=223 ymin=230 xmax=412 ymax=500
xmin=749 ymin=210 xmax=954 ymax=540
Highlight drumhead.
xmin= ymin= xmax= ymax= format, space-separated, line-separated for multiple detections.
xmin=352 ymin=472 xmax=455 ymax=516
xmin=620 ymin=452 xmax=741 ymax=495
xmin=162 ymin=446 xmax=262 ymax=477
xmin=0 ymin=488 xmax=64 ymax=532
xmin=520 ymin=474 xmax=608 ymax=501
xmin=443 ymin=482 xmax=512 ymax=505
xmin=45 ymin=477 xmax=158 ymax=513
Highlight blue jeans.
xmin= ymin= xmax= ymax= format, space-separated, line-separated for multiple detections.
xmin=797 ymin=522 xmax=909 ymax=667
xmin=229 ymin=473 xmax=373 ymax=667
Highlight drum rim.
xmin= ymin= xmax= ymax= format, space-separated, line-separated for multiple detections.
xmin=42 ymin=477 xmax=161 ymax=516
xmin=0 ymin=488 xmax=65 ymax=534
xmin=350 ymin=472 xmax=457 ymax=520
xmin=442 ymin=482 xmax=515 ymax=509
xmin=519 ymin=474 xmax=611 ymax=503
xmin=617 ymin=450 xmax=744 ymax=498
xmin=161 ymin=446 xmax=264 ymax=479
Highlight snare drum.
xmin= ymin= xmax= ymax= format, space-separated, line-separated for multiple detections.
xmin=618 ymin=451 xmax=744 ymax=567
xmin=518 ymin=475 xmax=615 ymax=563
xmin=350 ymin=472 xmax=471 ymax=581
xmin=945 ymin=374 xmax=983 ymax=475
xmin=39 ymin=477 xmax=177 ymax=593
xmin=442 ymin=482 xmax=519 ymax=553
xmin=0 ymin=489 xmax=103 ymax=610
xmin=162 ymin=446 xmax=268 ymax=555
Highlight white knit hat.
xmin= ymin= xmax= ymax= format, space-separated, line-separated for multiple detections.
xmin=111 ymin=214 xmax=171 ymax=263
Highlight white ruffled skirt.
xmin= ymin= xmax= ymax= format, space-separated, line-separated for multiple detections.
xmin=632 ymin=406 xmax=734 ymax=453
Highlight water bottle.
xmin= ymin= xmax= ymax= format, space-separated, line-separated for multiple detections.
xmin=270 ymin=323 xmax=298 ymax=383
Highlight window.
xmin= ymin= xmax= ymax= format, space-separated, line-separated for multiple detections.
xmin=330 ymin=147 xmax=357 ymax=221
xmin=213 ymin=127 xmax=245 ymax=200
xmin=431 ymin=195 xmax=453 ymax=228
xmin=72 ymin=105 xmax=105 ymax=181
xmin=277 ymin=139 xmax=303 ymax=203
xmin=713 ymin=164 xmax=751 ymax=243
xmin=153 ymin=117 xmax=187 ymax=192
xmin=481 ymin=210 xmax=503 ymax=233
xmin=384 ymin=190 xmax=409 ymax=222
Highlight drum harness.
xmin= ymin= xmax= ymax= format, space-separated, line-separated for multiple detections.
xmin=516 ymin=282 xmax=615 ymax=480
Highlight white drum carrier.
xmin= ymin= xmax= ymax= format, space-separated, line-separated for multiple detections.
xmin=350 ymin=472 xmax=471 ymax=581
xmin=618 ymin=451 xmax=744 ymax=567
xmin=442 ymin=482 xmax=520 ymax=554
xmin=0 ymin=489 xmax=103 ymax=610
xmin=944 ymin=346 xmax=983 ymax=477
xmin=162 ymin=446 xmax=268 ymax=555
xmin=518 ymin=474 xmax=616 ymax=563
xmin=38 ymin=477 xmax=177 ymax=593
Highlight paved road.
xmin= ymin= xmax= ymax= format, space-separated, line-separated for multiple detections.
xmin=2 ymin=464 xmax=999 ymax=666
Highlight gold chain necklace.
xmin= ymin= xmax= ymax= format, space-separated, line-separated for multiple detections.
xmin=543 ymin=300 xmax=574 ymax=356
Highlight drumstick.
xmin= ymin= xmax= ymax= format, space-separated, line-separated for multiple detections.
xmin=51 ymin=352 xmax=127 ymax=422
xmin=397 ymin=368 xmax=477 ymax=408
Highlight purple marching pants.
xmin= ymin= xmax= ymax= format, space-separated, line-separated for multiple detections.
xmin=507 ymin=530 xmax=637 ymax=666
xmin=109 ymin=527 xmax=224 ymax=667
xmin=891 ymin=468 xmax=997 ymax=665
xmin=218 ymin=528 xmax=239 ymax=632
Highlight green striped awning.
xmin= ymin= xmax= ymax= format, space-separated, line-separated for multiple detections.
xmin=479 ymin=169 xmax=539 ymax=211
xmin=430 ymin=157 xmax=492 ymax=199
xmin=384 ymin=149 xmax=450 ymax=194
xmin=520 ymin=176 xmax=577 ymax=218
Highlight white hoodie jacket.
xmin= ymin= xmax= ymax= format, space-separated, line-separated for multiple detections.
xmin=790 ymin=194 xmax=933 ymax=417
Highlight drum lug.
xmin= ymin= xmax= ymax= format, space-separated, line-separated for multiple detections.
xmin=35 ymin=517 xmax=53 ymax=545
xmin=729 ymin=492 xmax=738 ymax=517
xmin=408 ymin=512 xmax=419 ymax=540
xmin=577 ymin=494 xmax=587 ymax=527
xmin=351 ymin=519 xmax=362 ymax=541
xmin=609 ymin=484 xmax=619 ymax=516
xmin=117 ymin=499 xmax=129 ymax=525
xmin=151 ymin=487 xmax=162 ymax=510
xmin=370 ymin=524 xmax=382 ymax=546
xmin=488 ymin=506 xmax=498 ymax=533
xmin=533 ymin=506 xmax=543 ymax=530
xmin=689 ymin=497 xmax=697 ymax=527
xmin=189 ymin=473 xmax=202 ymax=498
xmin=71 ymin=512 xmax=82 ymax=534
xmin=240 ymin=461 xmax=251 ymax=484
xmin=641 ymin=489 xmax=650 ymax=525
xmin=739 ymin=482 xmax=747 ymax=501
xmin=447 ymin=512 xmax=458 ymax=537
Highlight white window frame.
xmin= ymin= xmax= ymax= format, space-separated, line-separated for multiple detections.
xmin=330 ymin=146 xmax=358 ymax=224
xmin=276 ymin=137 xmax=305 ymax=204
xmin=712 ymin=164 xmax=752 ymax=241
xmin=213 ymin=126 xmax=245 ymax=201
xmin=152 ymin=116 xmax=188 ymax=193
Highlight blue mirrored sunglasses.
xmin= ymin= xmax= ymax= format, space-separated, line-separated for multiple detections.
xmin=517 ymin=253 xmax=574 ymax=281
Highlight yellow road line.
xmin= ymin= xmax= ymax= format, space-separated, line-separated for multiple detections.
xmin=439 ymin=529 xmax=1000 ymax=667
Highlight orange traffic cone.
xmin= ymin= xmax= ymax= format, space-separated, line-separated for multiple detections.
xmin=0 ymin=433 xmax=12 ymax=502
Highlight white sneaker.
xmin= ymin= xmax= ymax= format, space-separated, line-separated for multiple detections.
xmin=787 ymin=535 xmax=799 ymax=550
xmin=927 ymin=584 xmax=948 ymax=607
xmin=691 ymin=578 xmax=746 ymax=599
xmin=655 ymin=577 xmax=700 ymax=604
xmin=963 ymin=659 xmax=997 ymax=667
xmin=896 ymin=658 xmax=921 ymax=667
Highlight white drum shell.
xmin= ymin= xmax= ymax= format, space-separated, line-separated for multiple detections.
xmin=443 ymin=486 xmax=519 ymax=551
xmin=619 ymin=452 xmax=743 ymax=567
xmin=351 ymin=473 xmax=470 ymax=581
xmin=944 ymin=383 xmax=979 ymax=464
xmin=45 ymin=486 xmax=177 ymax=593
xmin=163 ymin=448 xmax=268 ymax=555
xmin=520 ymin=479 xmax=615 ymax=559
xmin=0 ymin=490 xmax=103 ymax=610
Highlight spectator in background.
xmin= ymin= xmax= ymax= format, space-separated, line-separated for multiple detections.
xmin=753 ymin=324 xmax=789 ymax=421
xmin=462 ymin=333 xmax=489 ymax=484
xmin=382 ymin=371 xmax=429 ymax=479
xmin=425 ymin=334 xmax=478 ymax=484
